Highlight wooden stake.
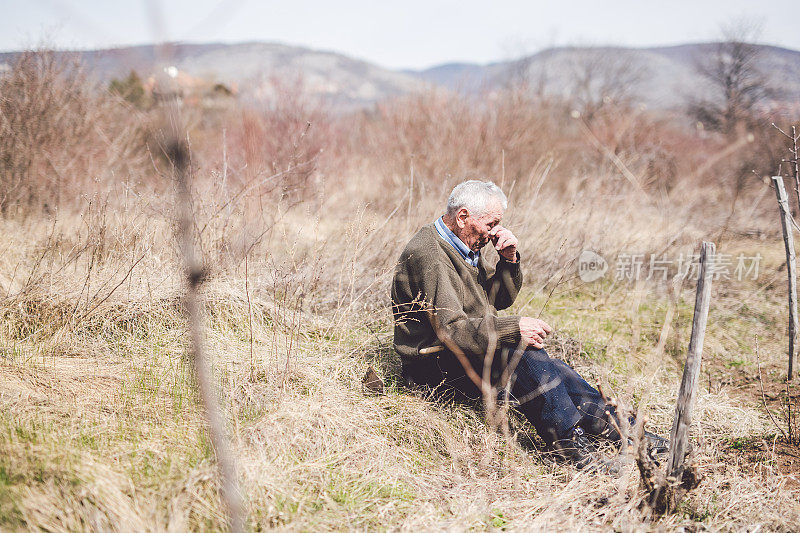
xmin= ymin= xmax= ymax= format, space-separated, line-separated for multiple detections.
xmin=773 ymin=176 xmax=798 ymax=381
xmin=667 ymin=241 xmax=715 ymax=481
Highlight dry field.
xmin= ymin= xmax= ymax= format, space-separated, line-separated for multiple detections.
xmin=1 ymin=50 xmax=799 ymax=531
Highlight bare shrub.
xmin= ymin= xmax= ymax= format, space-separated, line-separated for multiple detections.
xmin=0 ymin=49 xmax=142 ymax=215
xmin=349 ymin=87 xmax=568 ymax=208
xmin=227 ymin=76 xmax=329 ymax=204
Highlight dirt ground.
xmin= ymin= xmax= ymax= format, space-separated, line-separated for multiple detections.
xmin=715 ymin=363 xmax=800 ymax=487
xmin=722 ymin=436 xmax=800 ymax=489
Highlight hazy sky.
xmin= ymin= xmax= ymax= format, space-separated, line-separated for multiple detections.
xmin=2 ymin=0 xmax=798 ymax=69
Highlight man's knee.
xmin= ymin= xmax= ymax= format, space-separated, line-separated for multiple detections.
xmin=523 ymin=346 xmax=550 ymax=360
xmin=512 ymin=347 xmax=559 ymax=377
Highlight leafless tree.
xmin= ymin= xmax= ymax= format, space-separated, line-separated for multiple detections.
xmin=497 ymin=46 xmax=645 ymax=120
xmin=565 ymin=48 xmax=646 ymax=122
xmin=688 ymin=21 xmax=771 ymax=135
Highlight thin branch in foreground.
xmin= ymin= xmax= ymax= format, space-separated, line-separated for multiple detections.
xmin=427 ymin=311 xmax=484 ymax=391
xmin=147 ymin=9 xmax=246 ymax=526
xmin=172 ymin=138 xmax=245 ymax=532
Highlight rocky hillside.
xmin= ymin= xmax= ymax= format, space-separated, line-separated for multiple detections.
xmin=410 ymin=43 xmax=800 ymax=111
xmin=0 ymin=42 xmax=425 ymax=109
xmin=2 ymin=41 xmax=798 ymax=111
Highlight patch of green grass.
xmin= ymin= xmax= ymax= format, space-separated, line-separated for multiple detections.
xmin=0 ymin=464 xmax=24 ymax=527
xmin=238 ymin=396 xmax=268 ymax=423
xmin=728 ymin=436 xmax=751 ymax=450
xmin=679 ymin=499 xmax=712 ymax=522
xmin=0 ymin=416 xmax=83 ymax=520
xmin=490 ymin=508 xmax=509 ymax=530
xmin=578 ymin=337 xmax=609 ymax=362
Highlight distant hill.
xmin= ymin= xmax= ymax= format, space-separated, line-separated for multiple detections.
xmin=0 ymin=42 xmax=426 ymax=109
xmin=1 ymin=41 xmax=799 ymax=112
xmin=408 ymin=43 xmax=800 ymax=112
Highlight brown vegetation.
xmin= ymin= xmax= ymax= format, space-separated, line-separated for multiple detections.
xmin=1 ymin=49 xmax=799 ymax=530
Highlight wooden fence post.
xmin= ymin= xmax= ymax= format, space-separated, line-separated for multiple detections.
xmin=667 ymin=241 xmax=715 ymax=481
xmin=773 ymin=176 xmax=798 ymax=381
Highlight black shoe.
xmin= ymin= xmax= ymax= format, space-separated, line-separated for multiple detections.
xmin=594 ymin=415 xmax=669 ymax=454
xmin=551 ymin=427 xmax=605 ymax=471
xmin=623 ymin=430 xmax=670 ymax=465
xmin=644 ymin=430 xmax=669 ymax=457
xmin=587 ymin=417 xmax=671 ymax=465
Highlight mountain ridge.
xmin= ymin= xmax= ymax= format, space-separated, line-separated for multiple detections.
xmin=1 ymin=41 xmax=798 ymax=111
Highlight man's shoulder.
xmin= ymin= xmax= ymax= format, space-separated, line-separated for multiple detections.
xmin=397 ymin=223 xmax=454 ymax=271
xmin=401 ymin=223 xmax=438 ymax=257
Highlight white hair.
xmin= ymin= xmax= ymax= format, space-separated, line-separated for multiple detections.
xmin=445 ymin=180 xmax=508 ymax=217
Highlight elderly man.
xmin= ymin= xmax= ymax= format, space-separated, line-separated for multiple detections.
xmin=391 ymin=180 xmax=664 ymax=470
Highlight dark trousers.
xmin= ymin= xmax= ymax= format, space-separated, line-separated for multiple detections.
xmin=403 ymin=346 xmax=616 ymax=445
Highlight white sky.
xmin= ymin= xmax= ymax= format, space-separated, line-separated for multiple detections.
xmin=1 ymin=0 xmax=797 ymax=69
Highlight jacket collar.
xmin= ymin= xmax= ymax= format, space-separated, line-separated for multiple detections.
xmin=434 ymin=216 xmax=480 ymax=267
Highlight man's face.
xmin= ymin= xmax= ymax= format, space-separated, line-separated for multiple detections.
xmin=456 ymin=201 xmax=504 ymax=252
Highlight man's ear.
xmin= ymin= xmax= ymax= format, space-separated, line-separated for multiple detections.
xmin=456 ymin=208 xmax=469 ymax=229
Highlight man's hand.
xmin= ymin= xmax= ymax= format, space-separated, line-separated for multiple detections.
xmin=489 ymin=225 xmax=518 ymax=261
xmin=519 ymin=317 xmax=552 ymax=349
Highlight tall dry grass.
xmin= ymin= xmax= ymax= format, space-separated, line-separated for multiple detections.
xmin=0 ymin=50 xmax=799 ymax=530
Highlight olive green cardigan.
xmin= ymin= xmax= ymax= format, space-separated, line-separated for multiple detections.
xmin=391 ymin=223 xmax=523 ymax=364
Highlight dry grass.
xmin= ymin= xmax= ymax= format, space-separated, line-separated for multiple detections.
xmin=1 ymin=51 xmax=799 ymax=530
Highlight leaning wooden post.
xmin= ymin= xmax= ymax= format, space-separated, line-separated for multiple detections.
xmin=667 ymin=241 xmax=715 ymax=482
xmin=773 ymin=176 xmax=798 ymax=381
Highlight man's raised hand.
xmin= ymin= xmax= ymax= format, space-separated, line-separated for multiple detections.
xmin=489 ymin=225 xmax=518 ymax=261
xmin=519 ymin=317 xmax=552 ymax=349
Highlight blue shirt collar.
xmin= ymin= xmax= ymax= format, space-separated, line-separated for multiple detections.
xmin=434 ymin=216 xmax=480 ymax=267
